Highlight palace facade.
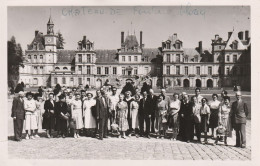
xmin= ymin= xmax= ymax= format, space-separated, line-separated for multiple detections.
xmin=19 ymin=16 xmax=251 ymax=90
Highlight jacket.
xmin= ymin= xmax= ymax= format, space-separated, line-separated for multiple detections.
xmin=11 ymin=97 xmax=25 ymax=119
xmin=231 ymin=100 xmax=248 ymax=124
xmin=96 ymin=97 xmax=111 ymax=119
xmin=139 ymin=97 xmax=153 ymax=117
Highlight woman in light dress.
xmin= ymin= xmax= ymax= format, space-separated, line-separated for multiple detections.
xmin=24 ymin=92 xmax=37 ymax=139
xmin=116 ymin=94 xmax=129 ymax=139
xmin=35 ymin=94 xmax=44 ymax=137
xmin=155 ymin=94 xmax=168 ymax=139
xmin=191 ymin=96 xmax=202 ymax=143
xmin=215 ymin=96 xmax=232 ymax=145
xmin=83 ymin=93 xmax=96 ymax=137
xmin=209 ymin=94 xmax=221 ymax=138
xmin=71 ymin=92 xmax=84 ymax=138
xmin=168 ymin=93 xmax=181 ymax=141
xmin=130 ymin=94 xmax=140 ymax=137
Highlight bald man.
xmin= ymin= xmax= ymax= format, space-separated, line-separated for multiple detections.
xmin=231 ymin=91 xmax=249 ymax=148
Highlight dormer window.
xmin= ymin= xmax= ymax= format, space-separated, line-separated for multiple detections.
xmin=87 ymin=44 xmax=90 ymax=50
xmin=233 ymin=41 xmax=238 ymax=50
xmin=194 ymin=56 xmax=198 ymax=62
xmin=175 ymin=43 xmax=180 ymax=49
xmin=166 ymin=42 xmax=170 ymax=49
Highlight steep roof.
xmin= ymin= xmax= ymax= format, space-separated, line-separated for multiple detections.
xmin=142 ymin=48 xmax=161 ymax=61
xmin=95 ymin=50 xmax=118 ymax=63
xmin=27 ymin=32 xmax=45 ymax=50
xmin=124 ymin=35 xmax=139 ymax=49
xmin=225 ymin=31 xmax=247 ymax=50
xmin=48 ymin=16 xmax=54 ymax=25
xmin=57 ymin=50 xmax=75 ymax=63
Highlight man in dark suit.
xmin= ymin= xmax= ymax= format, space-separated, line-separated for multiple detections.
xmin=139 ymin=91 xmax=152 ymax=138
xmin=11 ymin=91 xmax=25 ymax=141
xmin=96 ymin=91 xmax=111 ymax=140
xmin=149 ymin=89 xmax=157 ymax=133
xmin=231 ymin=91 xmax=249 ymax=148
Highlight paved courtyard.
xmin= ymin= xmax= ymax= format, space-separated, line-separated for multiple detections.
xmin=7 ymin=92 xmax=251 ymax=160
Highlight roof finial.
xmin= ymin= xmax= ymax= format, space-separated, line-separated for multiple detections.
xmin=134 ymin=29 xmax=135 ymax=35
xmin=233 ymin=26 xmax=235 ymax=31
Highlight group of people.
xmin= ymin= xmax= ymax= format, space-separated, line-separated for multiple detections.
xmin=11 ymin=85 xmax=249 ymax=148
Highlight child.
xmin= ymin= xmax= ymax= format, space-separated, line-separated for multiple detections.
xmin=213 ymin=122 xmax=226 ymax=146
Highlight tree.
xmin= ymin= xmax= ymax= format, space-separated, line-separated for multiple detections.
xmin=8 ymin=36 xmax=24 ymax=88
xmin=57 ymin=30 xmax=65 ymax=49
xmin=121 ymin=82 xmax=136 ymax=96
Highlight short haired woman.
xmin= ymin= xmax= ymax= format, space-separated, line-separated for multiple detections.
xmin=209 ymin=94 xmax=221 ymax=138
xmin=71 ymin=92 xmax=84 ymax=138
xmin=116 ymin=94 xmax=129 ymax=139
xmin=200 ymin=98 xmax=211 ymax=144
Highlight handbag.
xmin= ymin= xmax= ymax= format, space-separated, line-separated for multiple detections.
xmin=42 ymin=111 xmax=50 ymax=118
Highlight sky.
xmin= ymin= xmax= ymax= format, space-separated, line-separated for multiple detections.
xmin=8 ymin=6 xmax=250 ymax=51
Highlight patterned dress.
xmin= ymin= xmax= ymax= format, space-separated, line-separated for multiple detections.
xmin=35 ymin=100 xmax=44 ymax=130
xmin=71 ymin=99 xmax=84 ymax=129
xmin=156 ymin=100 xmax=168 ymax=131
xmin=116 ymin=101 xmax=129 ymax=132
xmin=130 ymin=101 xmax=139 ymax=129
xmin=219 ymin=104 xmax=232 ymax=137
xmin=168 ymin=100 xmax=181 ymax=130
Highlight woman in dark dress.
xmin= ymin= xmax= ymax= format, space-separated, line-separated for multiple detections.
xmin=123 ymin=91 xmax=135 ymax=136
xmin=42 ymin=93 xmax=56 ymax=138
xmin=55 ymin=94 xmax=69 ymax=138
xmin=209 ymin=94 xmax=221 ymax=138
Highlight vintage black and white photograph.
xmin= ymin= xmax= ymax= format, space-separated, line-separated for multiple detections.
xmin=6 ymin=5 xmax=251 ymax=160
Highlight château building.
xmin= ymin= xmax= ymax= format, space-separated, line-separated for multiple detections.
xmin=19 ymin=16 xmax=251 ymax=90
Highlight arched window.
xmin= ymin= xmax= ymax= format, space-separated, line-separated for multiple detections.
xmin=40 ymin=55 xmax=43 ymax=59
xmin=63 ymin=67 xmax=68 ymax=70
xmin=28 ymin=55 xmax=31 ymax=59
xmin=34 ymin=55 xmax=37 ymax=59
xmin=55 ymin=67 xmax=60 ymax=70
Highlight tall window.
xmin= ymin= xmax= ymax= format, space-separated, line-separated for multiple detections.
xmin=208 ymin=66 xmax=212 ymax=75
xmin=34 ymin=66 xmax=37 ymax=74
xmin=28 ymin=55 xmax=31 ymax=59
xmin=167 ymin=54 xmax=170 ymax=62
xmin=185 ymin=66 xmax=189 ymax=75
xmin=78 ymin=66 xmax=82 ymax=72
xmin=87 ymin=66 xmax=91 ymax=74
xmin=166 ymin=43 xmax=170 ymax=49
xmin=176 ymin=43 xmax=180 ymax=49
xmin=78 ymin=78 xmax=82 ymax=84
xmin=87 ymin=44 xmax=90 ymax=50
xmin=97 ymin=67 xmax=101 ymax=74
xmin=194 ymin=56 xmax=198 ymax=62
xmin=233 ymin=55 xmax=237 ymax=63
xmin=157 ymin=67 xmax=161 ymax=75
xmin=122 ymin=56 xmax=125 ymax=62
xmin=226 ymin=67 xmax=230 ymax=75
xmin=122 ymin=68 xmax=126 ymax=75
xmin=62 ymin=77 xmax=66 ymax=84
xmin=233 ymin=42 xmax=238 ymax=49
xmin=176 ymin=66 xmax=180 ymax=75
xmin=226 ymin=55 xmax=230 ymax=62
xmin=134 ymin=56 xmax=138 ymax=61
xmin=78 ymin=54 xmax=82 ymax=63
xmin=34 ymin=55 xmax=37 ymax=59
xmin=54 ymin=78 xmax=58 ymax=84
xmin=128 ymin=56 xmax=131 ymax=62
xmin=166 ymin=66 xmax=170 ymax=75
xmin=33 ymin=78 xmax=38 ymax=85
xmin=113 ymin=67 xmax=117 ymax=75
xmin=105 ymin=67 xmax=109 ymax=74
xmin=176 ymin=54 xmax=180 ymax=62
xmin=40 ymin=55 xmax=43 ymax=59
xmin=134 ymin=68 xmax=138 ymax=75
xmin=87 ymin=54 xmax=91 ymax=63
xmin=185 ymin=57 xmax=188 ymax=62
xmin=196 ymin=67 xmax=200 ymax=75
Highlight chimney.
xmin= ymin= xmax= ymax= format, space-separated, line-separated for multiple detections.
xmin=215 ymin=34 xmax=219 ymax=40
xmin=245 ymin=30 xmax=249 ymax=40
xmin=121 ymin=31 xmax=124 ymax=44
xmin=174 ymin=33 xmax=177 ymax=38
xmin=199 ymin=41 xmax=203 ymax=54
xmin=140 ymin=31 xmax=143 ymax=49
xmin=228 ymin=32 xmax=232 ymax=39
xmin=238 ymin=31 xmax=244 ymax=40
xmin=35 ymin=30 xmax=39 ymax=37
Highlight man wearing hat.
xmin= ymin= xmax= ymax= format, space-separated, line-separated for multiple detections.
xmin=11 ymin=91 xmax=25 ymax=141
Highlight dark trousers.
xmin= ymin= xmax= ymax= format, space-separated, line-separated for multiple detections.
xmin=139 ymin=116 xmax=145 ymax=136
xmin=99 ymin=117 xmax=108 ymax=139
xmin=145 ymin=116 xmax=151 ymax=136
xmin=127 ymin=117 xmax=132 ymax=134
xmin=13 ymin=119 xmax=24 ymax=140
xmin=194 ymin=123 xmax=201 ymax=141
xmin=234 ymin=123 xmax=246 ymax=146
xmin=184 ymin=119 xmax=194 ymax=141
xmin=178 ymin=116 xmax=185 ymax=138
xmin=151 ymin=114 xmax=155 ymax=133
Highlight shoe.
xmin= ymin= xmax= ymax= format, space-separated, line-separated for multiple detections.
xmin=234 ymin=145 xmax=240 ymax=147
xmin=136 ymin=134 xmax=139 ymax=138
xmin=34 ymin=134 xmax=40 ymax=138
xmin=62 ymin=135 xmax=66 ymax=138
xmin=173 ymin=138 xmax=177 ymax=141
xmin=25 ymin=135 xmax=30 ymax=140
xmin=225 ymin=143 xmax=228 ymax=146
xmin=77 ymin=134 xmax=81 ymax=138
xmin=161 ymin=136 xmax=164 ymax=139
xmin=204 ymin=141 xmax=208 ymax=144
xmin=156 ymin=136 xmax=160 ymax=139
xmin=30 ymin=136 xmax=35 ymax=139
xmin=46 ymin=134 xmax=50 ymax=138
xmin=187 ymin=140 xmax=190 ymax=143
xmin=103 ymin=136 xmax=108 ymax=138
xmin=50 ymin=135 xmax=53 ymax=138
xmin=74 ymin=134 xmax=77 ymax=138
xmin=123 ymin=136 xmax=126 ymax=139
xmin=147 ymin=135 xmax=151 ymax=139
xmin=99 ymin=137 xmax=103 ymax=140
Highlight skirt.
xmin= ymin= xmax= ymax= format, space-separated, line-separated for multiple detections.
xmin=209 ymin=108 xmax=219 ymax=128
xmin=24 ymin=113 xmax=38 ymax=130
xmin=167 ymin=113 xmax=179 ymax=130
xmin=42 ymin=112 xmax=56 ymax=130
xmin=200 ymin=114 xmax=209 ymax=133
